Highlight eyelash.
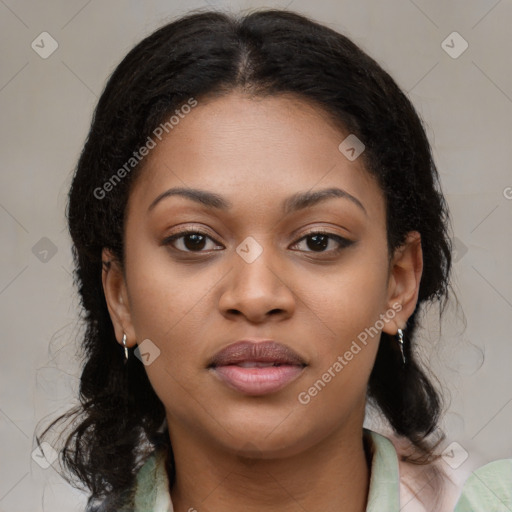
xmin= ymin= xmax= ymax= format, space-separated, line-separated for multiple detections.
xmin=162 ymin=229 xmax=354 ymax=255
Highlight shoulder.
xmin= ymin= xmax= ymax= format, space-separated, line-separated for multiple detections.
xmin=380 ymin=430 xmax=512 ymax=512
xmin=454 ymin=458 xmax=512 ymax=511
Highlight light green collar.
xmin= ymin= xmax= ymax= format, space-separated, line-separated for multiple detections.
xmin=133 ymin=447 xmax=173 ymax=512
xmin=364 ymin=429 xmax=401 ymax=511
xmin=133 ymin=428 xmax=400 ymax=511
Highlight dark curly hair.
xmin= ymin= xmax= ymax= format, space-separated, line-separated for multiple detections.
xmin=37 ymin=8 xmax=452 ymax=510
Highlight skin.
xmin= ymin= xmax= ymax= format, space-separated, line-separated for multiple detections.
xmin=102 ymin=91 xmax=423 ymax=512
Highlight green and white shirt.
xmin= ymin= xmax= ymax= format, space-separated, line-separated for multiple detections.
xmin=129 ymin=429 xmax=512 ymax=511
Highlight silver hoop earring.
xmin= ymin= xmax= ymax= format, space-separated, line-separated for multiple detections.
xmin=397 ymin=328 xmax=406 ymax=366
xmin=122 ymin=333 xmax=129 ymax=362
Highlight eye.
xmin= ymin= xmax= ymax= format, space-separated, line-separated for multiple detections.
xmin=162 ymin=230 xmax=223 ymax=252
xmin=162 ymin=229 xmax=354 ymax=255
xmin=291 ymin=230 xmax=354 ymax=254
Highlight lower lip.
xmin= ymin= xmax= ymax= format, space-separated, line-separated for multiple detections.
xmin=210 ymin=364 xmax=305 ymax=395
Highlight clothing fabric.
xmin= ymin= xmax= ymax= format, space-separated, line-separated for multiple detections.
xmin=453 ymin=458 xmax=512 ymax=512
xmin=129 ymin=429 xmax=511 ymax=511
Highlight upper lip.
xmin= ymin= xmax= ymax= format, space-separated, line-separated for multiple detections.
xmin=208 ymin=340 xmax=307 ymax=367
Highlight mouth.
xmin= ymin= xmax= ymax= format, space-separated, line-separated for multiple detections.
xmin=208 ymin=340 xmax=307 ymax=396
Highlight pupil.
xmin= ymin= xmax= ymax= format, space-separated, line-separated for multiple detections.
xmin=308 ymin=234 xmax=328 ymax=251
xmin=185 ymin=234 xmax=205 ymax=251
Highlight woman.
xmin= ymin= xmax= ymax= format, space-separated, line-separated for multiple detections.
xmin=38 ymin=8 xmax=511 ymax=511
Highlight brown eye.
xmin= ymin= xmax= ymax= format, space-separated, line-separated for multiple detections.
xmin=292 ymin=231 xmax=354 ymax=254
xmin=162 ymin=230 xmax=223 ymax=252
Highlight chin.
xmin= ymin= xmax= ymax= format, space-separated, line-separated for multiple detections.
xmin=226 ymin=432 xmax=309 ymax=460
xmin=210 ymin=411 xmax=320 ymax=459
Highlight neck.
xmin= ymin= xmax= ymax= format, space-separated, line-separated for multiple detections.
xmin=167 ymin=423 xmax=371 ymax=512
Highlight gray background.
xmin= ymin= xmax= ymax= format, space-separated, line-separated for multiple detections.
xmin=1 ymin=0 xmax=511 ymax=510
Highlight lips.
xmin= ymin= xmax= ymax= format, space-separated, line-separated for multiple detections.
xmin=208 ymin=340 xmax=306 ymax=367
xmin=208 ymin=340 xmax=307 ymax=396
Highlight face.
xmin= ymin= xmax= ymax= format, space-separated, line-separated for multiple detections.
xmin=103 ymin=91 xmax=421 ymax=459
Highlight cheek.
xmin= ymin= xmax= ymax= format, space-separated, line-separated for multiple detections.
xmin=125 ymin=230 xmax=208 ymax=334
xmin=294 ymin=249 xmax=389 ymax=405
xmin=301 ymin=250 xmax=390 ymax=348
xmin=123 ymin=239 xmax=211 ymax=377
xmin=124 ymin=256 xmax=206 ymax=410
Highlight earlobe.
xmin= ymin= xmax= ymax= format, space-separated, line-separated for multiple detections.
xmin=383 ymin=231 xmax=423 ymax=335
xmin=101 ymin=248 xmax=136 ymax=348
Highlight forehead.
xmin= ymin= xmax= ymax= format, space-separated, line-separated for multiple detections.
xmin=127 ymin=92 xmax=385 ymax=224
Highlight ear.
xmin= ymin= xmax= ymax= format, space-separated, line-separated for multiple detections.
xmin=382 ymin=231 xmax=423 ymax=335
xmin=101 ymin=248 xmax=137 ymax=349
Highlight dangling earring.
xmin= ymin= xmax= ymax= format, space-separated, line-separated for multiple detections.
xmin=397 ymin=328 xmax=406 ymax=366
xmin=122 ymin=333 xmax=129 ymax=363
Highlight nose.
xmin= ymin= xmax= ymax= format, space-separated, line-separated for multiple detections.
xmin=218 ymin=245 xmax=296 ymax=323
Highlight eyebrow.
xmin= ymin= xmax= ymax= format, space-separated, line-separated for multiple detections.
xmin=147 ymin=186 xmax=367 ymax=215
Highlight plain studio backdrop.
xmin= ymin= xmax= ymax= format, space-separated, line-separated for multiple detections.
xmin=1 ymin=0 xmax=511 ymax=510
